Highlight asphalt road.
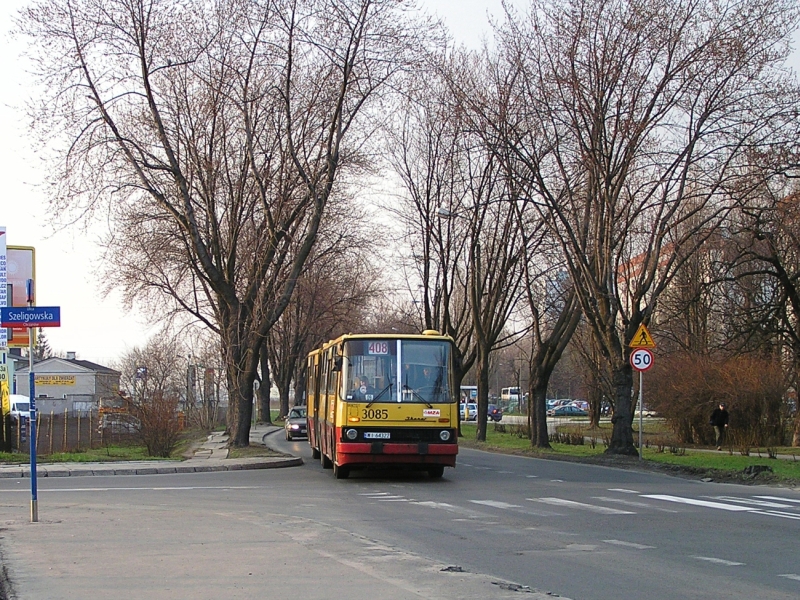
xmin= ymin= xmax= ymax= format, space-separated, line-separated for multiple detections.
xmin=0 ymin=431 xmax=798 ymax=599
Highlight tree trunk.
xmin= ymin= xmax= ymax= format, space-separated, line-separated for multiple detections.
xmin=222 ymin=327 xmax=258 ymax=447
xmin=258 ymin=349 xmax=272 ymax=424
xmin=588 ymin=381 xmax=602 ymax=429
xmin=227 ymin=368 xmax=255 ymax=447
xmin=475 ymin=347 xmax=491 ymax=442
xmin=529 ymin=383 xmax=550 ymax=448
xmin=606 ymin=363 xmax=638 ymax=456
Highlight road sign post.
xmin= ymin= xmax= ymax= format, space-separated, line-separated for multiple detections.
xmin=629 ymin=327 xmax=656 ymax=462
xmin=1 ymin=288 xmax=61 ymax=523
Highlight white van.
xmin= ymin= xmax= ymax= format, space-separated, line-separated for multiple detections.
xmin=8 ymin=394 xmax=31 ymax=420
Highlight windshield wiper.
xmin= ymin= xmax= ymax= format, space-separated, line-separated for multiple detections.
xmin=367 ymin=383 xmax=393 ymax=408
xmin=402 ymin=385 xmax=433 ymax=408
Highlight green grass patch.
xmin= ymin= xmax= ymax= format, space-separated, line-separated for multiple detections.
xmin=0 ymin=445 xmax=168 ymax=464
xmin=458 ymin=422 xmax=800 ymax=484
xmin=642 ymin=448 xmax=800 ymax=480
xmin=228 ymin=445 xmax=284 ymax=459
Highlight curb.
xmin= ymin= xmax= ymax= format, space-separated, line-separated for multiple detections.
xmin=0 ymin=457 xmax=302 ymax=478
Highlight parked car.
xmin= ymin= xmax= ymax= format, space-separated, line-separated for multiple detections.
xmin=461 ymin=402 xmax=478 ymax=421
xmin=547 ymin=404 xmax=588 ymax=417
xmin=284 ymin=406 xmax=307 ymax=440
xmin=487 ymin=404 xmax=503 ymax=422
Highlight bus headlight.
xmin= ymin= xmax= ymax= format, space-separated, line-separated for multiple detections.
xmin=345 ymin=428 xmax=358 ymax=440
xmin=439 ymin=430 xmax=451 ymax=441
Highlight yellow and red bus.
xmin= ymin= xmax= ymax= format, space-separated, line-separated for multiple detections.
xmin=306 ymin=330 xmax=458 ymax=479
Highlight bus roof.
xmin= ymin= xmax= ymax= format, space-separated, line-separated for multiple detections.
xmin=311 ymin=331 xmax=455 ymax=356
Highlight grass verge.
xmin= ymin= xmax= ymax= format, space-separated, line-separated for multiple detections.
xmin=459 ymin=422 xmax=800 ymax=486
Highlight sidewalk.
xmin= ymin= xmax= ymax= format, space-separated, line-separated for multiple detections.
xmin=0 ymin=424 xmax=301 ymax=478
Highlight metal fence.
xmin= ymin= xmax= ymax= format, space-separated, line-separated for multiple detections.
xmin=3 ymin=410 xmax=138 ymax=454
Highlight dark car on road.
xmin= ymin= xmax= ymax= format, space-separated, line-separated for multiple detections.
xmin=487 ymin=404 xmax=503 ymax=422
xmin=284 ymin=406 xmax=307 ymax=440
xmin=547 ymin=404 xmax=588 ymax=417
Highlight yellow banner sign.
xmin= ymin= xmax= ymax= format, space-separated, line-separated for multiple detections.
xmin=1 ymin=381 xmax=8 ymax=415
xmin=35 ymin=375 xmax=76 ymax=386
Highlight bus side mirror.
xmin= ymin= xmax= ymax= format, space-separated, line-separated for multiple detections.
xmin=332 ymin=357 xmax=343 ymax=372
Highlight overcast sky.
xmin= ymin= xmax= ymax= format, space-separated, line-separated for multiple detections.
xmin=0 ymin=0 xmax=796 ymax=366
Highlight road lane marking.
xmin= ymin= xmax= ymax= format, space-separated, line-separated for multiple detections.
xmin=469 ymin=500 xmax=523 ymax=509
xmin=592 ymin=496 xmax=678 ymax=513
xmin=750 ymin=510 xmax=800 ymax=520
xmin=526 ymin=475 xmax=539 ymax=478
xmin=0 ymin=485 xmax=266 ymax=493
xmin=412 ymin=501 xmax=458 ymax=510
xmin=691 ymin=556 xmax=744 ymax=566
xmin=705 ymin=496 xmax=797 ymax=509
xmin=550 ymin=479 xmax=564 ymax=482
xmin=779 ymin=574 xmax=800 ymax=581
xmin=641 ymin=495 xmax=752 ymax=511
xmin=755 ymin=496 xmax=800 ymax=505
xmin=608 ymin=488 xmax=640 ymax=494
xmin=603 ymin=539 xmax=655 ymax=549
xmin=529 ymin=497 xmax=635 ymax=515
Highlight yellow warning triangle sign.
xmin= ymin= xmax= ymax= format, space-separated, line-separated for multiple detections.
xmin=629 ymin=323 xmax=656 ymax=348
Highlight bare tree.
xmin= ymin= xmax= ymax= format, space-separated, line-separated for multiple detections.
xmin=490 ymin=0 xmax=800 ymax=454
xmin=267 ymin=217 xmax=377 ymax=419
xmin=386 ymin=68 xmax=477 ymax=385
xmin=725 ymin=187 xmax=800 ymax=444
xmin=21 ymin=0 xmax=430 ymax=446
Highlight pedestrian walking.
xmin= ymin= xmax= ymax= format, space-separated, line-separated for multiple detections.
xmin=709 ymin=402 xmax=729 ymax=450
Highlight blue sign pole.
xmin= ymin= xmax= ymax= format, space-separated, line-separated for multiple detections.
xmin=27 ymin=278 xmax=38 ymax=523
xmin=29 ymin=371 xmax=37 ymax=522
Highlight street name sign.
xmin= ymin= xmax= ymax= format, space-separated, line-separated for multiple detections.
xmin=1 ymin=307 xmax=61 ymax=328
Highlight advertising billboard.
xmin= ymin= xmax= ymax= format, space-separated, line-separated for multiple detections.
xmin=7 ymin=246 xmax=35 ymax=348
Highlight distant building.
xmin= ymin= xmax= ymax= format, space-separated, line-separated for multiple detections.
xmin=14 ymin=353 xmax=121 ymax=415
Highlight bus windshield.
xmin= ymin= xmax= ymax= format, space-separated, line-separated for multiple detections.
xmin=341 ymin=338 xmax=453 ymax=404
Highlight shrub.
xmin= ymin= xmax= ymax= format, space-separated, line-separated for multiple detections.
xmin=123 ymin=391 xmax=182 ymax=457
xmin=649 ymin=354 xmax=787 ymax=447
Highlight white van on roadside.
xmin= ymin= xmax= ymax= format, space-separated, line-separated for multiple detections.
xmin=8 ymin=394 xmax=31 ymax=420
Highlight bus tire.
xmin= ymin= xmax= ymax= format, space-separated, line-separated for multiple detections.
xmin=333 ymin=463 xmax=350 ymax=479
xmin=321 ymin=452 xmax=333 ymax=469
xmin=428 ymin=465 xmax=445 ymax=478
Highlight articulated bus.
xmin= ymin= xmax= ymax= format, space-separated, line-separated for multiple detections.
xmin=306 ymin=330 xmax=458 ymax=479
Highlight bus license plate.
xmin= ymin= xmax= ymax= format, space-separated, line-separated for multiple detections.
xmin=364 ymin=432 xmax=390 ymax=439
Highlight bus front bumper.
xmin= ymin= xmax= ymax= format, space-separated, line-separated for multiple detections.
xmin=335 ymin=442 xmax=457 ymax=467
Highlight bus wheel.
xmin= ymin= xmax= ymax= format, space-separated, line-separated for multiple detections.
xmin=321 ymin=452 xmax=333 ymax=469
xmin=333 ymin=463 xmax=350 ymax=479
xmin=428 ymin=465 xmax=445 ymax=478
xmin=311 ymin=447 xmax=321 ymax=459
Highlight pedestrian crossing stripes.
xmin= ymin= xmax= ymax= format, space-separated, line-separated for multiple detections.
xmin=640 ymin=494 xmax=753 ymax=511
xmin=603 ymin=539 xmax=655 ymax=549
xmin=529 ymin=497 xmax=635 ymax=515
xmin=358 ymin=488 xmax=800 ymax=522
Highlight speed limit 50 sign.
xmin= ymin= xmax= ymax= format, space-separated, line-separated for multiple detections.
xmin=630 ymin=348 xmax=654 ymax=372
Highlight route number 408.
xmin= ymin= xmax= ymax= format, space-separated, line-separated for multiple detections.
xmin=630 ymin=348 xmax=654 ymax=372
